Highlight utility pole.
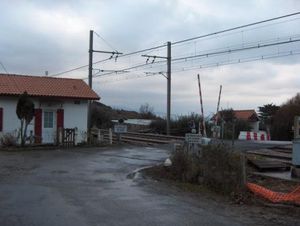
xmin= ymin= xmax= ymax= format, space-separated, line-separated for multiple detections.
xmin=88 ymin=30 xmax=93 ymax=88
xmin=166 ymin=42 xmax=171 ymax=135
xmin=141 ymin=41 xmax=171 ymax=135
xmin=197 ymin=74 xmax=207 ymax=137
xmin=214 ymin=85 xmax=222 ymax=138
xmin=87 ymin=30 xmax=122 ymax=135
xmin=87 ymin=30 xmax=94 ymax=137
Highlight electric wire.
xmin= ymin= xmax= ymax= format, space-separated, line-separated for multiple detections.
xmin=94 ymin=31 xmax=118 ymax=52
xmin=92 ymin=50 xmax=300 ymax=84
xmin=172 ymin=49 xmax=300 ymax=73
xmin=80 ymin=36 xmax=300 ymax=79
xmin=49 ymin=12 xmax=300 ymax=77
xmin=172 ymin=11 xmax=300 ymax=45
xmin=172 ymin=37 xmax=300 ymax=62
xmin=49 ymin=44 xmax=167 ymax=77
xmin=171 ymin=17 xmax=300 ymax=49
xmin=0 ymin=61 xmax=8 ymax=73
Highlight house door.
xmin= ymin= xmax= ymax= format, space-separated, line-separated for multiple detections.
xmin=42 ymin=110 xmax=56 ymax=143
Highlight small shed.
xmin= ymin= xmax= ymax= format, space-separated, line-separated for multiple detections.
xmin=234 ymin=110 xmax=259 ymax=132
xmin=0 ymin=73 xmax=100 ymax=144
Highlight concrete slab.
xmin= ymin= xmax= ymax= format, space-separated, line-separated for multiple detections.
xmin=252 ymin=171 xmax=300 ymax=183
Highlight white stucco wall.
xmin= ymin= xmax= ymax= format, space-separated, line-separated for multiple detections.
xmin=0 ymin=96 xmax=88 ymax=144
xmin=1 ymin=97 xmax=26 ymax=136
xmin=249 ymin=121 xmax=259 ymax=132
xmin=63 ymin=100 xmax=88 ymax=144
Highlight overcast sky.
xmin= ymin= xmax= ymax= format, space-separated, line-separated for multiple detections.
xmin=1 ymin=0 xmax=300 ymax=117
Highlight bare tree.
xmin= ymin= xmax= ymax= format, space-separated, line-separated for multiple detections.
xmin=139 ymin=103 xmax=155 ymax=119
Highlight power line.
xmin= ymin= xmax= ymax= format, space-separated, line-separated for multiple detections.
xmin=172 ymin=49 xmax=300 ymax=73
xmin=172 ymin=36 xmax=300 ymax=62
xmin=92 ymin=49 xmax=300 ymax=84
xmin=50 ymin=64 xmax=88 ymax=77
xmin=94 ymin=72 xmax=158 ymax=84
xmin=0 ymin=61 xmax=8 ymax=73
xmin=50 ymin=11 xmax=300 ymax=77
xmin=50 ymin=44 xmax=167 ymax=77
xmin=78 ymin=59 xmax=167 ymax=80
xmin=94 ymin=31 xmax=118 ymax=52
xmin=81 ymin=36 xmax=300 ymax=79
xmin=170 ymin=33 xmax=300 ymax=59
xmin=171 ymin=17 xmax=300 ymax=49
xmin=172 ymin=11 xmax=300 ymax=45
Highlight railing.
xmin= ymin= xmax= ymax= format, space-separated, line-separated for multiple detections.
xmin=97 ymin=129 xmax=184 ymax=145
xmin=63 ymin=128 xmax=75 ymax=147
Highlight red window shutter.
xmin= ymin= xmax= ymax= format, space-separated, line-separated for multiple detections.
xmin=0 ymin=108 xmax=3 ymax=132
xmin=34 ymin=109 xmax=42 ymax=143
xmin=57 ymin=109 xmax=64 ymax=129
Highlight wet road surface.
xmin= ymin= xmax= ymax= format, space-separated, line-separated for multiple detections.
xmin=0 ymin=145 xmax=298 ymax=226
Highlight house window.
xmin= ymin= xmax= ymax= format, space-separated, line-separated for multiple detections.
xmin=44 ymin=111 xmax=54 ymax=128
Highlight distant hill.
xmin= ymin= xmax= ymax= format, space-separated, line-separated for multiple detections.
xmin=91 ymin=101 xmax=153 ymax=128
xmin=91 ymin=101 xmax=141 ymax=120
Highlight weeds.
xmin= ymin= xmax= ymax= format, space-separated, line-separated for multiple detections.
xmin=169 ymin=144 xmax=245 ymax=195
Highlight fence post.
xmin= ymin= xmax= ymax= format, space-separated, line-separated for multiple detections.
xmin=98 ymin=129 xmax=101 ymax=143
xmin=240 ymin=153 xmax=246 ymax=188
xmin=109 ymin=128 xmax=113 ymax=145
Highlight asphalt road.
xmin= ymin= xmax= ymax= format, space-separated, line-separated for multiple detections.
xmin=0 ymin=145 xmax=298 ymax=226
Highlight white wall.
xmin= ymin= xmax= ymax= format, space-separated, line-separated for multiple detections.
xmin=0 ymin=96 xmax=88 ymax=144
xmin=63 ymin=100 xmax=88 ymax=144
xmin=249 ymin=121 xmax=259 ymax=132
xmin=1 ymin=96 xmax=31 ymax=136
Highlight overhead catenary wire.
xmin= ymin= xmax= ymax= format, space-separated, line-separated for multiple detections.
xmin=0 ymin=61 xmax=8 ymax=73
xmin=94 ymin=31 xmax=118 ymax=52
xmin=170 ymin=33 xmax=300 ymax=59
xmin=171 ymin=17 xmax=300 ymax=49
xmin=49 ymin=43 xmax=167 ymax=77
xmin=94 ymin=72 xmax=158 ymax=84
xmin=171 ymin=49 xmax=300 ymax=73
xmin=172 ymin=36 xmax=300 ymax=62
xmin=80 ymin=36 xmax=300 ymax=80
xmin=172 ymin=11 xmax=300 ymax=45
xmin=50 ymin=11 xmax=300 ymax=77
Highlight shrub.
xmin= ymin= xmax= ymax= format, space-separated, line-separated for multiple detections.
xmin=271 ymin=93 xmax=300 ymax=140
xmin=169 ymin=144 xmax=245 ymax=195
xmin=170 ymin=148 xmax=202 ymax=183
xmin=0 ymin=133 xmax=17 ymax=147
xmin=150 ymin=119 xmax=167 ymax=134
xmin=201 ymin=144 xmax=245 ymax=194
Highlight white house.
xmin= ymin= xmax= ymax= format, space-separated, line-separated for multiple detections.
xmin=233 ymin=110 xmax=260 ymax=132
xmin=0 ymin=73 xmax=100 ymax=144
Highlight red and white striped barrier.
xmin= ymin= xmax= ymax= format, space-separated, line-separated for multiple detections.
xmin=238 ymin=131 xmax=270 ymax=141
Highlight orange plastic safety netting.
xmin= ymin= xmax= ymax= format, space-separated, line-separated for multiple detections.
xmin=247 ymin=182 xmax=300 ymax=205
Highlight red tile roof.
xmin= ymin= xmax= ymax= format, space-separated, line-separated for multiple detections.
xmin=234 ymin=110 xmax=259 ymax=121
xmin=212 ymin=109 xmax=259 ymax=122
xmin=0 ymin=74 xmax=100 ymax=100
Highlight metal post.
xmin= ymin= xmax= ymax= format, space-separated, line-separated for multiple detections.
xmin=197 ymin=74 xmax=207 ymax=137
xmin=109 ymin=128 xmax=113 ymax=145
xmin=167 ymin=41 xmax=171 ymax=135
xmin=88 ymin=30 xmax=93 ymax=89
xmin=87 ymin=30 xmax=93 ymax=143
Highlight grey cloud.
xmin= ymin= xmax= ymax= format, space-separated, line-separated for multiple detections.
xmin=1 ymin=0 xmax=300 ymax=115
